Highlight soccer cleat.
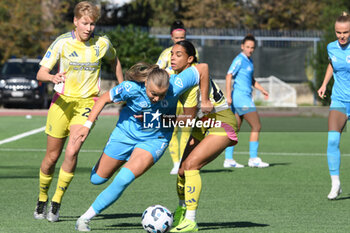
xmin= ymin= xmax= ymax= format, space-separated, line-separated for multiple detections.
xmin=47 ymin=201 xmax=61 ymax=222
xmin=327 ymin=184 xmax=342 ymax=200
xmin=172 ymin=206 xmax=187 ymax=227
xmin=170 ymin=218 xmax=198 ymax=232
xmin=170 ymin=163 xmax=181 ymax=175
xmin=34 ymin=199 xmax=48 ymax=220
xmin=223 ymin=159 xmax=244 ymax=168
xmin=248 ymin=157 xmax=269 ymax=168
xmin=75 ymin=218 xmax=91 ymax=232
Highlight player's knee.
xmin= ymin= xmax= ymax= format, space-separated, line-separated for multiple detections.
xmin=328 ymin=132 xmax=340 ymax=148
xmin=90 ymin=168 xmax=108 ymax=185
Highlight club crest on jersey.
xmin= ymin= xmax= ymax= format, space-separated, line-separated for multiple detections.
xmin=161 ymin=100 xmax=169 ymax=108
xmin=175 ymin=77 xmax=183 ymax=88
xmin=346 ymin=55 xmax=350 ymax=63
xmin=93 ymin=45 xmax=100 ymax=57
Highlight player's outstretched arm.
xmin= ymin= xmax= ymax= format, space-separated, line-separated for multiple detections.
xmin=73 ymin=91 xmax=112 ymax=143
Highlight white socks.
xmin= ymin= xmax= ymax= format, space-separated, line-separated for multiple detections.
xmin=80 ymin=206 xmax=97 ymax=220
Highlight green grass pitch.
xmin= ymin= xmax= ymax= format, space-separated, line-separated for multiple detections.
xmin=1 ymin=115 xmax=350 ymax=233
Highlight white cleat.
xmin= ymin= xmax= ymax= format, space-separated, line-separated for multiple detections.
xmin=223 ymin=159 xmax=244 ymax=168
xmin=327 ymin=184 xmax=342 ymax=200
xmin=248 ymin=157 xmax=269 ymax=168
xmin=75 ymin=218 xmax=91 ymax=231
xmin=34 ymin=200 xmax=48 ymax=220
xmin=47 ymin=201 xmax=60 ymax=222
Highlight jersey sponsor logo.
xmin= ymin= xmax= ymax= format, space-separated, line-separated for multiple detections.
xmin=45 ymin=51 xmax=51 ymax=58
xmin=124 ymin=83 xmax=132 ymax=92
xmin=69 ymin=51 xmax=78 ymax=57
xmin=346 ymin=55 xmax=350 ymax=63
xmin=175 ymin=77 xmax=183 ymax=88
xmin=116 ymin=86 xmax=123 ymax=94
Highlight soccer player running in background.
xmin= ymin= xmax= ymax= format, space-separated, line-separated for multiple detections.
xmin=318 ymin=12 xmax=350 ymax=200
xmin=73 ymin=61 xmax=212 ymax=231
xmin=157 ymin=20 xmax=199 ymax=175
xmin=170 ymin=40 xmax=238 ymax=232
xmin=223 ymin=34 xmax=269 ymax=168
xmin=33 ymin=1 xmax=123 ymax=222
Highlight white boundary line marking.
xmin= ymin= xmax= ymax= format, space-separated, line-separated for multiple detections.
xmin=0 ymin=126 xmax=46 ymax=145
xmin=1 ymin=147 xmax=350 ymax=156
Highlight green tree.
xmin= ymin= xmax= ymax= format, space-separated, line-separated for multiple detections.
xmin=101 ymin=25 xmax=163 ymax=76
xmin=0 ymin=0 xmax=77 ymax=64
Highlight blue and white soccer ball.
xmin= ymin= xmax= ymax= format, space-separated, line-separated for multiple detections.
xmin=141 ymin=205 xmax=173 ymax=233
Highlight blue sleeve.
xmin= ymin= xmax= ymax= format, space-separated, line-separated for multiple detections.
xmin=171 ymin=66 xmax=200 ymax=97
xmin=109 ymin=81 xmax=135 ymax=103
xmin=227 ymin=56 xmax=241 ymax=77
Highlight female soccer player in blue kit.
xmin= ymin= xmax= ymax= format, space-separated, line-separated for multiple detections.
xmin=73 ymin=61 xmax=212 ymax=231
xmin=223 ymin=34 xmax=269 ymax=168
xmin=318 ymin=12 xmax=350 ymax=200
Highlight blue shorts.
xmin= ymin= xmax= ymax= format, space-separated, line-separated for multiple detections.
xmin=330 ymin=99 xmax=350 ymax=119
xmin=103 ymin=127 xmax=169 ymax=163
xmin=231 ymin=91 xmax=256 ymax=116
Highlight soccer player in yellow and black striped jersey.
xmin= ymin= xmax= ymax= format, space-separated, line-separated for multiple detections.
xmin=33 ymin=1 xmax=123 ymax=222
xmin=157 ymin=20 xmax=200 ymax=175
xmin=170 ymin=40 xmax=238 ymax=233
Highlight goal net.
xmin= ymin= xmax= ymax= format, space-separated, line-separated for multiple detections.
xmin=253 ymin=76 xmax=297 ymax=107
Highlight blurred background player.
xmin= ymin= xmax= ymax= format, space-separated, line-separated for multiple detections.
xmin=224 ymin=34 xmax=269 ymax=168
xmin=317 ymin=12 xmax=350 ymax=200
xmin=33 ymin=1 xmax=123 ymax=222
xmin=157 ymin=20 xmax=199 ymax=174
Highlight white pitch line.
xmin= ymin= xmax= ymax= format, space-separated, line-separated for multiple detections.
xmin=0 ymin=126 xmax=46 ymax=145
xmin=0 ymin=147 xmax=350 ymax=157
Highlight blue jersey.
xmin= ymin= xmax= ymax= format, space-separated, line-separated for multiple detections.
xmin=227 ymin=52 xmax=254 ymax=95
xmin=109 ymin=66 xmax=200 ymax=141
xmin=328 ymin=41 xmax=350 ymax=102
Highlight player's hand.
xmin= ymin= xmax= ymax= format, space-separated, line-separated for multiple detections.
xmin=262 ymin=90 xmax=269 ymax=100
xmin=51 ymin=72 xmax=66 ymax=84
xmin=226 ymin=96 xmax=232 ymax=105
xmin=318 ymin=86 xmax=326 ymax=99
xmin=201 ymin=100 xmax=214 ymax=115
xmin=134 ymin=114 xmax=143 ymax=122
xmin=73 ymin=126 xmax=90 ymax=143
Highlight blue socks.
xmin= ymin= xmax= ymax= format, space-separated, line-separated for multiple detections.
xmin=225 ymin=146 xmax=234 ymax=160
xmin=92 ymin=167 xmax=135 ymax=214
xmin=249 ymin=141 xmax=259 ymax=158
xmin=327 ymin=131 xmax=341 ymax=176
xmin=225 ymin=141 xmax=259 ymax=159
